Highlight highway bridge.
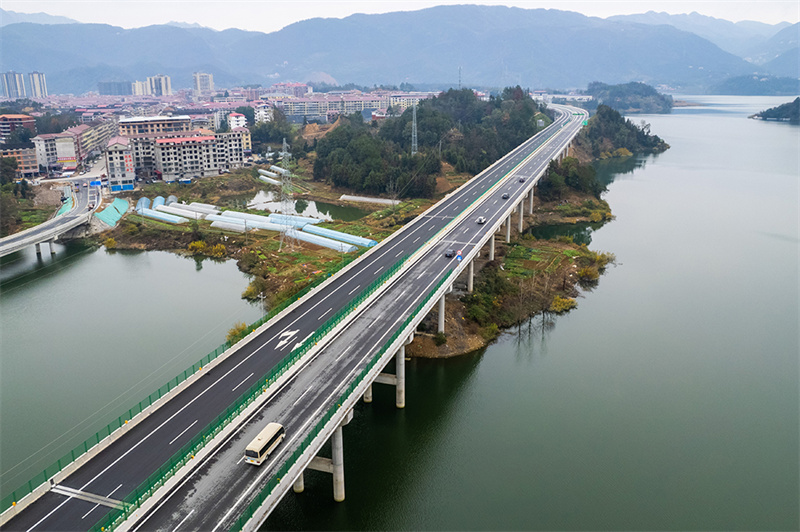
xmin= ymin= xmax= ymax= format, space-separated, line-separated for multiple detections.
xmin=0 ymin=104 xmax=588 ymax=532
xmin=0 ymin=179 xmax=96 ymax=258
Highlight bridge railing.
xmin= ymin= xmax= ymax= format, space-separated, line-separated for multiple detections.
xmin=0 ymin=254 xmax=366 ymax=515
xmin=85 ymin=254 xmax=409 ymax=532
xmin=230 ymin=268 xmax=455 ymax=532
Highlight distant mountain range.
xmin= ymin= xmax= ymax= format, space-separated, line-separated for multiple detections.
xmin=0 ymin=8 xmax=78 ymax=26
xmin=0 ymin=5 xmax=795 ymax=95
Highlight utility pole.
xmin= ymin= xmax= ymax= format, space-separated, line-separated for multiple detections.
xmin=458 ymin=66 xmax=462 ymax=90
xmin=411 ymin=102 xmax=418 ymax=156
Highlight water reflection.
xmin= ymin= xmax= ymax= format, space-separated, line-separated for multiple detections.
xmin=248 ymin=191 xmax=369 ymax=222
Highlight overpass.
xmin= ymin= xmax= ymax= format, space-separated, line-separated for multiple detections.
xmin=0 ymin=179 xmax=96 ymax=258
xmin=0 ymin=104 xmax=587 ymax=531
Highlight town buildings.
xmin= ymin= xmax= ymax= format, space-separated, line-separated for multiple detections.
xmin=132 ymin=80 xmax=150 ymax=96
xmin=228 ymin=112 xmax=247 ymax=129
xmin=33 ymin=119 xmax=117 ymax=171
xmin=28 ymin=72 xmax=48 ymax=98
xmin=98 ymin=81 xmax=133 ymax=96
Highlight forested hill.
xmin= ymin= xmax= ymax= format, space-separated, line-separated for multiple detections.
xmin=312 ymin=88 xmax=549 ymax=198
xmin=750 ymin=98 xmax=800 ymax=123
xmin=574 ymin=105 xmax=670 ymax=160
xmin=585 ymin=82 xmax=673 ymax=114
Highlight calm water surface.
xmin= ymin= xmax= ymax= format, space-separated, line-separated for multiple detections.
xmin=264 ymin=95 xmax=799 ymax=530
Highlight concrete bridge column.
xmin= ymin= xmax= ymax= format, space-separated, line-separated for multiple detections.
xmin=528 ymin=188 xmax=534 ymax=214
xmin=48 ymin=239 xmax=55 ymax=255
xmin=438 ymin=295 xmax=446 ymax=333
xmin=467 ymin=260 xmax=474 ymax=292
xmin=505 ymin=215 xmax=511 ymax=243
xmin=395 ymin=345 xmax=406 ymax=409
xmin=518 ymin=202 xmax=524 ymax=233
xmin=363 ymin=383 xmax=373 ymax=403
xmin=332 ymin=426 xmax=345 ymax=502
xmin=293 ymin=472 xmax=305 ymax=493
xmin=35 ymin=242 xmax=42 ymax=255
xmin=488 ymin=234 xmax=495 ymax=261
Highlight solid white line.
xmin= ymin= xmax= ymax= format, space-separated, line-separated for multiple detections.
xmin=395 ymin=251 xmax=403 ymax=257
xmin=292 ymin=387 xmax=311 ymax=406
xmin=374 ymin=266 xmax=383 ymax=274
xmin=347 ymin=284 xmax=360 ymax=295
xmin=317 ymin=307 xmax=332 ymax=320
xmin=172 ymin=509 xmax=196 ymax=532
xmin=169 ymin=420 xmax=199 ymax=445
xmin=231 ymin=372 xmax=255 ymax=393
xmin=413 ymin=237 xmax=420 ymax=243
xmin=335 ymin=345 xmax=353 ymax=362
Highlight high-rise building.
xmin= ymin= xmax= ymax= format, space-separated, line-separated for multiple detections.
xmin=98 ymin=81 xmax=133 ymax=96
xmin=132 ymin=80 xmax=151 ymax=96
xmin=147 ymin=74 xmax=172 ymax=97
xmin=192 ymin=72 xmax=214 ymax=94
xmin=28 ymin=72 xmax=48 ymax=98
xmin=1 ymin=71 xmax=26 ymax=99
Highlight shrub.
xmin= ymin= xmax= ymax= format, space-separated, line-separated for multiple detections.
xmin=549 ymin=296 xmax=577 ymax=313
xmin=434 ymin=332 xmax=447 ymax=346
xmin=188 ymin=240 xmax=207 ymax=254
xmin=480 ymin=323 xmax=500 ymax=340
xmin=104 ymin=237 xmax=117 ymax=249
xmin=226 ymin=322 xmax=249 ymax=343
xmin=577 ymin=265 xmax=600 ymax=281
xmin=210 ymin=243 xmax=227 ymax=257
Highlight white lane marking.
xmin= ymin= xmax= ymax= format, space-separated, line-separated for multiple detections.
xmin=275 ymin=329 xmax=298 ymax=350
xmin=428 ymin=226 xmax=433 ymax=230
xmin=169 ymin=420 xmax=199 ymax=445
xmin=292 ymin=387 xmax=311 ymax=406
xmin=347 ymin=284 xmax=360 ymax=295
xmin=80 ymin=484 xmax=123 ymax=520
xmin=335 ymin=345 xmax=353 ymax=362
xmin=172 ymin=509 xmax=196 ymax=532
xmin=231 ymin=373 xmax=255 ymax=393
xmin=413 ymin=237 xmax=420 ymax=243
xmin=374 ymin=266 xmax=383 ymax=274
xmin=317 ymin=307 xmax=332 ymax=320
xmin=395 ymin=251 xmax=403 ymax=258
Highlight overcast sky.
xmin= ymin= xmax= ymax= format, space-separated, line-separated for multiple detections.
xmin=4 ymin=0 xmax=799 ymax=32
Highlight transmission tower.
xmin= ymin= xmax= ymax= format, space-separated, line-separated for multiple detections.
xmin=278 ymin=137 xmax=297 ymax=251
xmin=411 ymin=101 xmax=418 ymax=156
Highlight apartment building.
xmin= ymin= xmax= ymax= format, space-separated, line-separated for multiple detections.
xmin=255 ymin=104 xmax=273 ymax=124
xmin=132 ymin=80 xmax=151 ymax=96
xmin=118 ymin=115 xmax=192 ymax=136
xmin=1 ymin=71 xmax=26 ymax=99
xmin=105 ymin=136 xmax=136 ymax=192
xmin=0 ymin=114 xmax=37 ymax=143
xmin=0 ymin=148 xmax=39 ymax=177
xmin=193 ymin=72 xmax=214 ymax=94
xmin=28 ymin=72 xmax=48 ymax=98
xmin=147 ymin=74 xmax=172 ymax=96
xmin=228 ymin=112 xmax=247 ymax=129
xmin=32 ymin=119 xmax=117 ymax=170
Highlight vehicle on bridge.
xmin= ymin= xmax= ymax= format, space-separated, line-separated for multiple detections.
xmin=245 ymin=423 xmax=286 ymax=466
xmin=476 ymin=216 xmax=486 ymax=224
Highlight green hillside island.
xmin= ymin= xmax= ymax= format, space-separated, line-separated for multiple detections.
xmin=585 ymin=82 xmax=674 ymax=113
xmin=750 ymin=97 xmax=800 ymax=123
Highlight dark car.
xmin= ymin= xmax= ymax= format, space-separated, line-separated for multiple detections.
xmin=519 ymin=177 xmax=526 ymax=183
xmin=502 ymin=193 xmax=509 ymax=199
xmin=445 ymin=249 xmax=455 ymax=258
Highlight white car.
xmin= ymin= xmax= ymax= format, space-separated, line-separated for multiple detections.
xmin=476 ymin=216 xmax=486 ymax=224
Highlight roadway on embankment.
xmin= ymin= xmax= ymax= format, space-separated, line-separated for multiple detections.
xmin=3 ymin=105 xmax=583 ymax=532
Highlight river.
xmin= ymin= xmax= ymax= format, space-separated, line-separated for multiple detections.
xmin=1 ymin=96 xmax=797 ymax=529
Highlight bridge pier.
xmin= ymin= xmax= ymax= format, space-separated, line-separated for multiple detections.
xmin=35 ymin=242 xmax=41 ymax=255
xmin=518 ymin=202 xmax=524 ymax=233
xmin=438 ymin=295 xmax=446 ymax=333
xmin=505 ymin=215 xmax=511 ymax=243
xmin=363 ymin=383 xmax=373 ymax=403
xmin=395 ymin=345 xmax=406 ymax=408
xmin=48 ymin=239 xmax=55 ymax=255
xmin=528 ymin=188 xmax=534 ymax=214
xmin=488 ymin=234 xmax=495 ymax=260
xmin=467 ymin=260 xmax=474 ymax=292
xmin=303 ymin=409 xmax=352 ymax=502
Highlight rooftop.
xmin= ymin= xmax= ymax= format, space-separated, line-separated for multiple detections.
xmin=119 ymin=115 xmax=192 ymax=123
